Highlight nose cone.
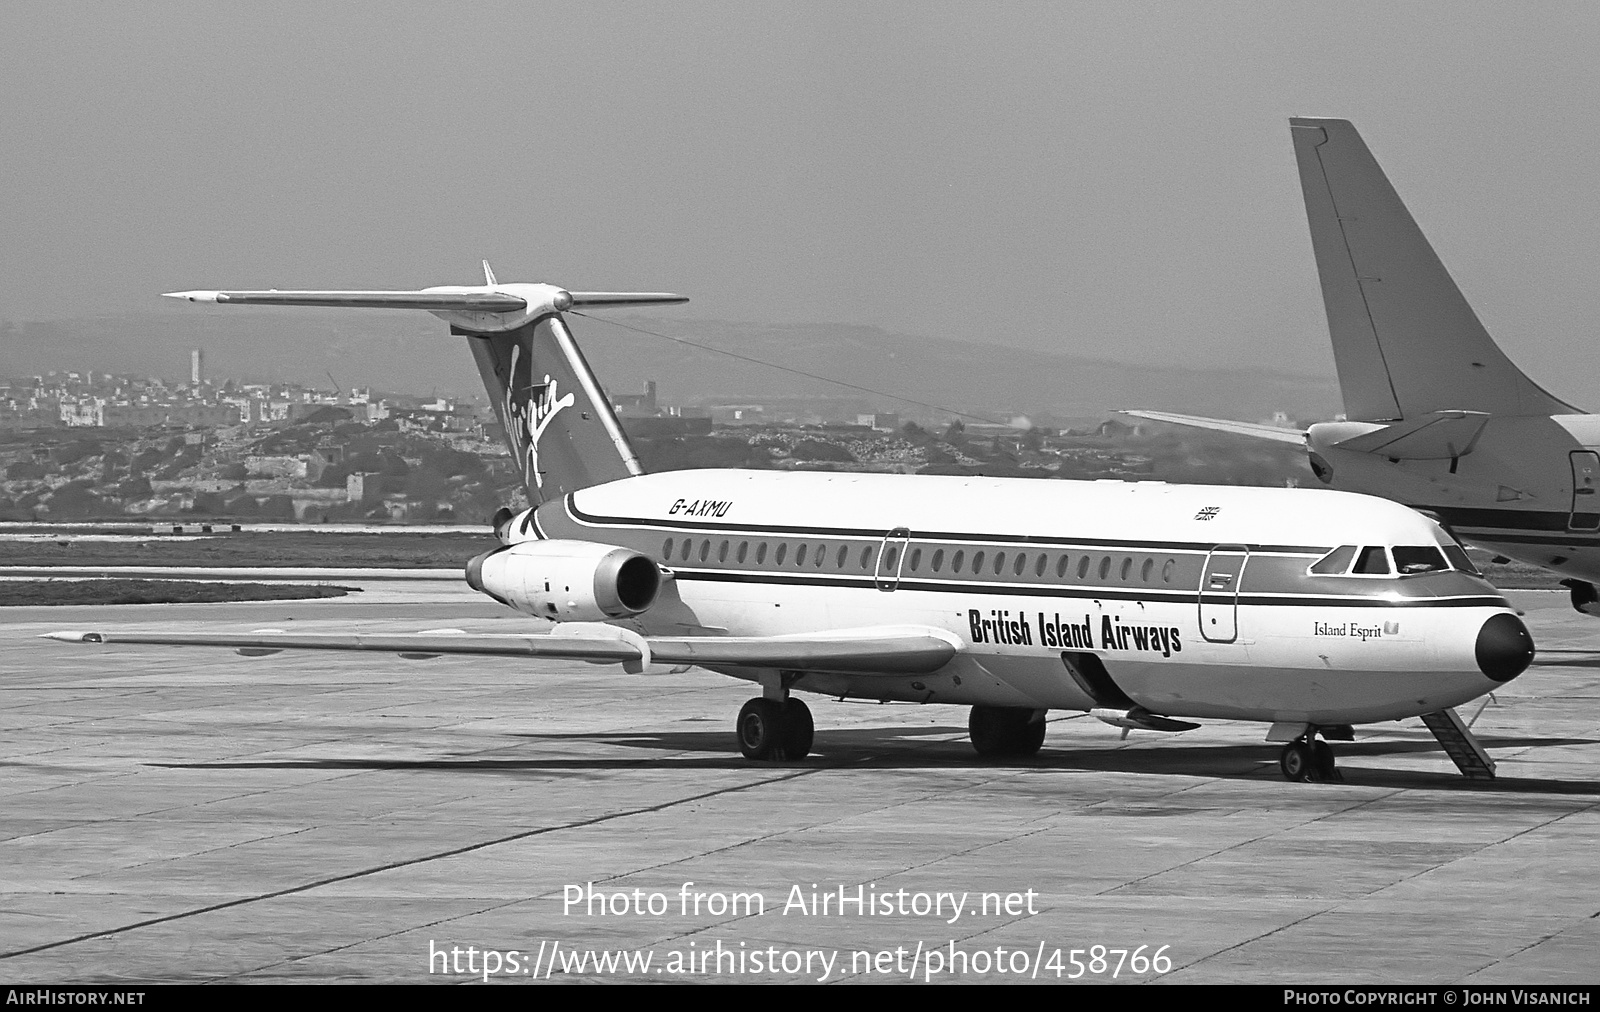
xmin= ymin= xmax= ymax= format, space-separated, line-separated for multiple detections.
xmin=1476 ymin=613 xmax=1535 ymax=682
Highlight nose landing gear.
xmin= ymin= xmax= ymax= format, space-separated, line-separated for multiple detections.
xmin=1279 ymin=733 xmax=1341 ymax=783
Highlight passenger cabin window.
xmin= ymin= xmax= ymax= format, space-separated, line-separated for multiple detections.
xmin=932 ymin=549 xmax=945 ymax=572
xmin=1392 ymin=546 xmax=1448 ymax=575
xmin=951 ymin=549 xmax=965 ymax=572
xmin=1310 ymin=545 xmax=1357 ymax=575
xmin=1352 ymin=546 xmax=1391 ymax=575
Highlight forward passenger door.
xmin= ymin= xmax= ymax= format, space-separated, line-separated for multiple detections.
xmin=1199 ymin=545 xmax=1249 ymax=643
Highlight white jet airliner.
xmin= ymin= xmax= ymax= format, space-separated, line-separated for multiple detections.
xmin=1129 ymin=118 xmax=1600 ymax=618
xmin=48 ymin=263 xmax=1534 ymax=781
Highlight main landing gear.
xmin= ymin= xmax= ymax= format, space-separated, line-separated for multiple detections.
xmin=969 ymin=705 xmax=1047 ymax=758
xmin=736 ymin=697 xmax=814 ymax=760
xmin=1279 ymin=733 xmax=1341 ymax=783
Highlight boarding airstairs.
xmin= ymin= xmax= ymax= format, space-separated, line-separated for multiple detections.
xmin=1419 ymin=707 xmax=1496 ymax=779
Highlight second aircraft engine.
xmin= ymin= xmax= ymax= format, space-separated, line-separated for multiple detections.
xmin=465 ymin=539 xmax=662 ymax=620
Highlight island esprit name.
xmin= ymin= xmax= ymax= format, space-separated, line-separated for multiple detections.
xmin=969 ymin=609 xmax=1181 ymax=655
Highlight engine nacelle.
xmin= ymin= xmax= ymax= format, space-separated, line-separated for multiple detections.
xmin=1561 ymin=579 xmax=1600 ymax=618
xmin=465 ymin=539 xmax=661 ymax=620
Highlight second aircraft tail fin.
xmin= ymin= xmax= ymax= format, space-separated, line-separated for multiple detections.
xmin=1290 ymin=117 xmax=1577 ymax=420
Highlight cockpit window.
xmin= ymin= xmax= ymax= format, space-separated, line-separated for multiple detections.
xmin=1392 ymin=546 xmax=1449 ymax=575
xmin=1352 ymin=546 xmax=1391 ymax=575
xmin=1310 ymin=545 xmax=1357 ymax=575
xmin=1313 ymin=543 xmax=1476 ymax=578
xmin=1441 ymin=544 xmax=1481 ymax=576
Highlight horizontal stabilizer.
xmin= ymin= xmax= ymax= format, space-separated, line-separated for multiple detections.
xmin=43 ymin=624 xmax=960 ymax=675
xmin=1330 ymin=410 xmax=1490 ymax=459
xmin=164 ymin=289 xmax=688 ymax=312
xmin=163 ymin=290 xmax=530 ymax=311
xmin=567 ymin=292 xmax=690 ymax=307
xmin=1120 ymin=410 xmax=1307 ymax=445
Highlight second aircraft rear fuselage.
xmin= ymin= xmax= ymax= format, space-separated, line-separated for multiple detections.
xmin=512 ymin=469 xmax=1525 ymax=727
xmin=1310 ymin=414 xmax=1600 ymax=586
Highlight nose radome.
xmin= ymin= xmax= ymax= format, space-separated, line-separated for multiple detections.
xmin=1476 ymin=613 xmax=1535 ymax=682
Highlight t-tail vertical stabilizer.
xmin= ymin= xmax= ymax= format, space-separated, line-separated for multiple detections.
xmin=1290 ymin=117 xmax=1577 ymax=421
xmin=455 ymin=304 xmax=640 ymax=508
xmin=163 ymin=268 xmax=687 ymax=506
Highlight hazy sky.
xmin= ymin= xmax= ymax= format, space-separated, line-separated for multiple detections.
xmin=6 ymin=2 xmax=1600 ymax=399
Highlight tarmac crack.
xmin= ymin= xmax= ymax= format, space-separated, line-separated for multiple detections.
xmin=0 ymin=765 xmax=823 ymax=962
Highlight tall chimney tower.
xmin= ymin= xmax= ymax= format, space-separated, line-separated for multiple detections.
xmin=191 ymin=349 xmax=203 ymax=387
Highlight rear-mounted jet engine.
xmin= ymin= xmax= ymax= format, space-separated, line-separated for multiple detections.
xmin=466 ymin=539 xmax=661 ymax=621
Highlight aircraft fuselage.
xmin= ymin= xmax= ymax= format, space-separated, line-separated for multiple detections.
xmin=506 ymin=469 xmax=1524 ymax=727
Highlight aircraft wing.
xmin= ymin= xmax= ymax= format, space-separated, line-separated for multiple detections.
xmin=42 ymin=624 xmax=961 ymax=675
xmin=1120 ymin=410 xmax=1308 ymax=445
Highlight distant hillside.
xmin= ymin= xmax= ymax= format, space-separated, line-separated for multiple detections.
xmin=0 ymin=309 xmax=1339 ymax=422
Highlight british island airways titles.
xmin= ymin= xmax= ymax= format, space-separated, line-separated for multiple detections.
xmin=970 ymin=609 xmax=1182 ymax=656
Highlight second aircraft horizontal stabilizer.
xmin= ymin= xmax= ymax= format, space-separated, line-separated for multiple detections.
xmin=1119 ymin=410 xmax=1308 ymax=445
xmin=1329 ymin=411 xmax=1490 ymax=460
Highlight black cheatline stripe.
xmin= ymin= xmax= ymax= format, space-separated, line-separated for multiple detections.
xmin=0 ymin=767 xmax=819 ymax=962
xmin=667 ymin=570 xmax=1506 ymax=609
xmin=1419 ymin=505 xmax=1574 ymax=532
xmin=1454 ymin=530 xmax=1600 ymax=547
xmin=565 ymin=498 xmax=1326 ymax=555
